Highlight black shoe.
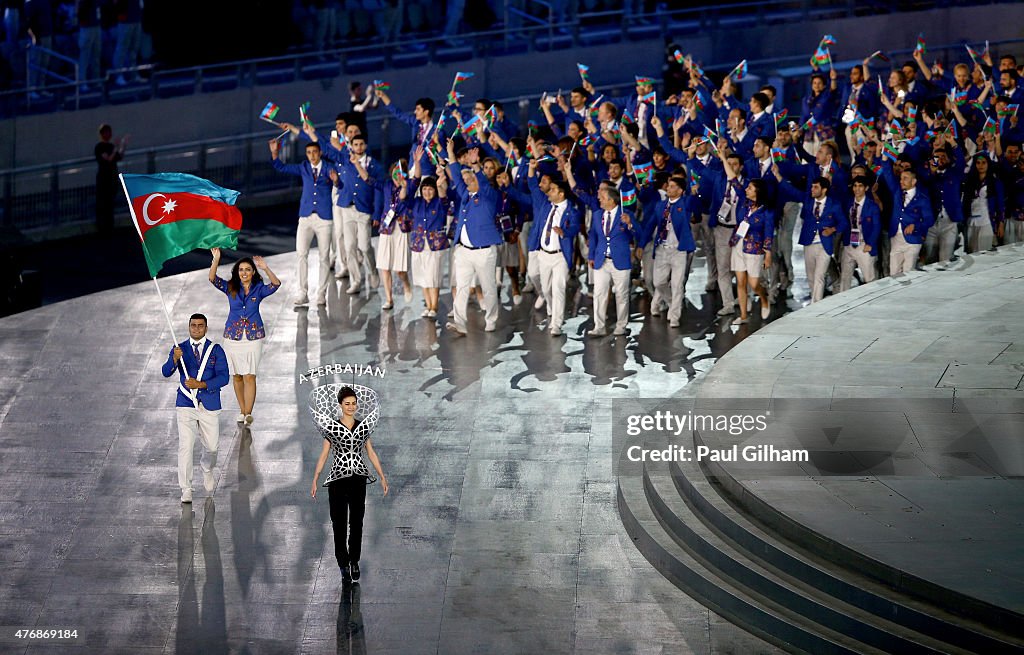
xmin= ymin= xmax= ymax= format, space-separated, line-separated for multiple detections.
xmin=350 ymin=562 xmax=360 ymax=582
xmin=341 ymin=564 xmax=352 ymax=583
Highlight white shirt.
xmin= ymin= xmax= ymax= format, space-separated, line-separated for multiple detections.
xmin=902 ymin=187 xmax=916 ymax=207
xmin=759 ymin=157 xmax=771 ymax=176
xmin=752 ymin=111 xmax=765 ymax=123
xmin=542 ymin=200 xmax=568 ymax=251
xmin=311 ymin=162 xmax=322 ymax=179
xmin=811 ymin=199 xmax=825 ymax=244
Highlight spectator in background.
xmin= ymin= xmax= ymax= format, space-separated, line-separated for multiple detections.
xmin=24 ymin=0 xmax=52 ymax=95
xmin=312 ymin=0 xmax=331 ymax=52
xmin=113 ymin=0 xmax=142 ymax=84
xmin=443 ymin=0 xmax=464 ymax=42
xmin=52 ymin=0 xmax=73 ymax=62
xmin=3 ymin=1 xmax=21 ymax=54
xmin=95 ymin=123 xmax=127 ymax=233
xmin=77 ymin=0 xmax=101 ymax=90
xmin=371 ymin=0 xmax=402 ymax=44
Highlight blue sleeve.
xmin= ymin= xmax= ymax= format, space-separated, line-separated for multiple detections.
xmin=211 ymin=276 xmax=230 ymax=296
xmin=161 ymin=346 xmax=178 ymax=378
xmin=384 ymin=101 xmax=419 ymax=129
xmin=506 ymin=186 xmax=531 ymax=208
xmin=206 ymin=345 xmax=230 ymax=392
xmin=257 ymin=280 xmax=280 ymax=299
xmin=271 ymin=158 xmax=303 ymax=176
xmin=658 ymin=134 xmax=689 ymax=166
xmin=448 ymin=162 xmax=468 ymax=199
xmin=575 ymin=188 xmax=600 ymax=212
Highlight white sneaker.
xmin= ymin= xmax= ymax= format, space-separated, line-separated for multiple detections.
xmin=512 ymin=294 xmax=523 ymax=306
xmin=203 ymin=469 xmax=215 ymax=493
xmin=613 ymin=326 xmax=627 ymax=336
xmin=293 ymin=296 xmax=309 ymax=306
xmin=761 ymin=304 xmax=771 ymax=320
xmin=427 ymin=310 xmax=437 ymax=318
xmin=669 ymin=319 xmax=680 ymax=328
xmin=445 ymin=322 xmax=466 ymax=336
xmin=550 ymin=326 xmax=563 ymax=337
xmin=588 ymin=328 xmax=608 ymax=337
xmin=533 ymin=296 xmax=546 ymax=310
xmin=716 ymin=306 xmax=734 ymax=317
xmin=245 ymin=414 xmax=254 ymax=425
xmin=334 ymin=269 xmax=348 ymax=279
xmin=346 ymin=284 xmax=361 ymax=294
xmin=181 ymin=489 xmax=193 ymax=503
xmin=236 ymin=413 xmax=246 ymax=423
xmin=421 ymin=308 xmax=430 ymax=317
xmin=732 ymin=316 xmax=748 ymax=325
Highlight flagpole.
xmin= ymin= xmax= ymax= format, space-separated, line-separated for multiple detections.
xmin=118 ymin=173 xmax=186 ymax=372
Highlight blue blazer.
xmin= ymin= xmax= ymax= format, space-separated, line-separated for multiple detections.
xmin=838 ymin=82 xmax=881 ymax=121
xmin=527 ymin=176 xmax=581 ymax=269
xmin=579 ymin=191 xmax=635 ymax=271
xmin=841 ymin=197 xmax=883 ymax=252
xmin=921 ymin=150 xmax=966 ymax=223
xmin=790 ymin=186 xmax=845 ymax=256
xmin=878 ymin=163 xmax=935 ymax=244
xmin=323 ymin=146 xmax=383 ymax=214
xmin=383 ymin=102 xmax=437 ymax=174
xmin=161 ymin=339 xmax=230 ymax=410
xmin=647 ymin=196 xmax=697 ymax=256
xmin=708 ymin=173 xmax=747 ymax=228
xmin=449 ymin=163 xmax=503 ymax=248
xmin=271 ymin=158 xmax=334 ymax=219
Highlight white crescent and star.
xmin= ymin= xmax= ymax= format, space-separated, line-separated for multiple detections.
xmin=140 ymin=193 xmax=178 ymax=226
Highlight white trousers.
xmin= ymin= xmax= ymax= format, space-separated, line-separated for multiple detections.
xmin=803 ymin=242 xmax=831 ymax=303
xmin=537 ymin=250 xmax=569 ymax=330
xmin=924 ymin=211 xmax=957 ymax=263
xmin=341 ymin=206 xmax=377 ymax=287
xmin=769 ymin=201 xmax=801 ymax=292
xmin=593 ymin=259 xmax=631 ymax=332
xmin=1005 ymin=219 xmax=1024 ymax=244
xmin=526 ymin=246 xmax=542 ymax=292
xmin=889 ymin=230 xmax=921 ymax=275
xmin=653 ymin=246 xmax=691 ymax=322
xmin=331 ymin=189 xmax=348 ymax=274
xmin=714 ymin=225 xmax=737 ymax=308
xmin=296 ymin=214 xmax=333 ymax=302
xmin=968 ymin=221 xmax=994 ymax=253
xmin=699 ymin=214 xmax=716 ymax=287
xmin=176 ymin=405 xmax=219 ymax=492
xmin=839 ymin=244 xmax=877 ymax=292
xmin=641 ymin=242 xmax=655 ymax=296
xmin=452 ymin=245 xmax=498 ymax=330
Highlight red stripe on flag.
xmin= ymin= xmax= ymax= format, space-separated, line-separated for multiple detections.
xmin=131 ymin=192 xmax=243 ymax=238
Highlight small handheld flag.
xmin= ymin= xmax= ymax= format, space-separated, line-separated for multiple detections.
xmin=373 ymin=79 xmax=391 ymax=92
xmin=774 ymin=108 xmax=789 ymax=128
xmin=811 ymin=47 xmax=830 ymax=67
xmin=771 ymin=147 xmax=786 ymax=164
xmin=999 ymin=104 xmax=1020 ymax=118
xmin=914 ymin=34 xmax=926 ymax=57
xmin=819 ymin=34 xmax=836 ymax=47
xmin=881 ymin=142 xmax=899 ymax=162
xmin=299 ymin=101 xmax=312 ymax=128
xmin=633 ymin=160 xmax=654 ymax=183
xmin=728 ymin=60 xmax=748 ymax=81
xmin=447 ymin=90 xmax=463 ymax=106
xmin=673 ymin=50 xmax=685 ymax=65
xmin=577 ymin=63 xmax=590 ymax=80
xmin=868 ymin=50 xmax=890 ymax=63
xmin=983 ymin=116 xmax=999 ymax=135
xmin=801 ymin=116 xmax=817 ymax=131
xmin=639 ymin=91 xmax=656 ymax=104
xmin=259 ymin=102 xmax=280 ymax=125
xmin=906 ymin=106 xmax=918 ymax=123
xmin=634 ymin=75 xmax=654 ymax=86
xmin=453 ymin=71 xmax=474 ymax=85
xmin=620 ymin=187 xmax=637 ymax=206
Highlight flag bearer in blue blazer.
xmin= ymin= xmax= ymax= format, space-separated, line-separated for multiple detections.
xmin=161 ymin=314 xmax=230 ymax=504
xmin=644 ymin=175 xmax=697 ymax=328
xmin=270 ymin=135 xmax=334 ymax=307
xmin=445 ymin=138 xmax=504 ymax=336
xmin=839 ymin=176 xmax=883 ymax=292
xmin=568 ymin=169 xmax=635 ymax=337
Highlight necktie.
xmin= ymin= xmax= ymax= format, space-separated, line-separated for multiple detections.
xmin=193 ymin=343 xmax=201 ymax=363
xmin=418 ymin=122 xmax=428 ymax=146
xmin=902 ymin=191 xmax=909 ymax=208
xmin=312 ymin=165 xmax=318 ymax=182
xmin=814 ymin=201 xmax=822 ymax=219
xmin=850 ymin=203 xmax=858 ymax=231
xmin=544 ymin=205 xmax=558 ymax=247
xmin=604 ymin=210 xmax=613 ymax=237
xmin=658 ymin=204 xmax=671 ymax=244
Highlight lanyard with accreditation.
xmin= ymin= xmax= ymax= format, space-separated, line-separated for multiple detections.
xmin=180 ymin=340 xmax=214 ymax=409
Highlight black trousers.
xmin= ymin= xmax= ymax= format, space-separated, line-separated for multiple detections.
xmin=328 ymin=475 xmax=367 ymax=568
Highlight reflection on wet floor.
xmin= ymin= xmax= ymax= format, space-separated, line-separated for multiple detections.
xmin=306 ymin=257 xmax=806 ymax=401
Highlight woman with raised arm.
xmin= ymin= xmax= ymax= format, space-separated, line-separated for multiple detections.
xmin=209 ymin=249 xmax=280 ymax=425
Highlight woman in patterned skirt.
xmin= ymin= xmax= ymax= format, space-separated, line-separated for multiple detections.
xmin=310 ymin=385 xmax=388 ymax=584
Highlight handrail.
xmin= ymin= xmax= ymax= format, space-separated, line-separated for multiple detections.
xmin=1 ymin=0 xmax=999 ymax=106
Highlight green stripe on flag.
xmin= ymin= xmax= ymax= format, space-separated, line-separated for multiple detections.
xmin=141 ymin=218 xmax=239 ymax=277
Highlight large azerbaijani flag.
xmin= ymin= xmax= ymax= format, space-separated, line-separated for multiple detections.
xmin=121 ymin=173 xmax=243 ymax=277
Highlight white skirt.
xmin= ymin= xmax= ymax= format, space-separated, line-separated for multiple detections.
xmin=222 ymin=338 xmax=263 ymax=375
xmin=412 ymin=249 xmax=445 ymax=288
xmin=731 ymin=241 xmax=764 ymax=278
xmin=377 ymin=230 xmax=409 ymax=272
